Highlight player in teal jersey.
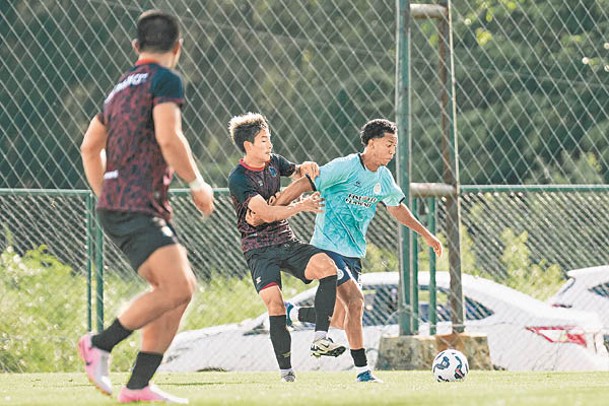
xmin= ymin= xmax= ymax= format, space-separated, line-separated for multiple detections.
xmin=248 ymin=118 xmax=442 ymax=382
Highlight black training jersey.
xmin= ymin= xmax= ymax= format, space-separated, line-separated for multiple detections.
xmin=228 ymin=154 xmax=297 ymax=253
xmin=96 ymin=60 xmax=184 ymax=221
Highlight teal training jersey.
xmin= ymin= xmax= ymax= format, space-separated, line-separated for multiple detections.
xmin=310 ymin=153 xmax=405 ymax=258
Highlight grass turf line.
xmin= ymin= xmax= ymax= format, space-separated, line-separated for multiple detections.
xmin=2 ymin=371 xmax=609 ymax=405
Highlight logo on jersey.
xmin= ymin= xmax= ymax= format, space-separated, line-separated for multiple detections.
xmin=345 ymin=193 xmax=378 ymax=208
xmin=355 ymin=181 xmax=362 ymax=188
xmin=258 ymin=180 xmax=264 ymax=187
xmin=337 ymin=268 xmax=344 ymax=280
xmin=374 ymin=183 xmax=382 ymax=194
xmin=104 ymin=73 xmax=149 ymax=104
xmin=269 ymin=167 xmax=277 ymax=177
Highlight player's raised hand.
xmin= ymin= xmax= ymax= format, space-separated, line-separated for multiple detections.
xmin=268 ymin=192 xmax=280 ymax=206
xmin=246 ymin=208 xmax=263 ymax=227
xmin=296 ymin=191 xmax=324 ymax=214
xmin=424 ymin=234 xmax=443 ymax=257
xmin=190 ymin=181 xmax=214 ymax=217
xmin=297 ymin=161 xmax=319 ymax=179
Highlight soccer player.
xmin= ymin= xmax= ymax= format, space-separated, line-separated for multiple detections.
xmin=227 ymin=112 xmax=347 ymax=382
xmin=248 ymin=118 xmax=443 ymax=383
xmin=79 ymin=10 xmax=214 ymax=404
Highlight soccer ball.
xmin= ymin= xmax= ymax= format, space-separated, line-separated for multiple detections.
xmin=432 ymin=349 xmax=469 ymax=382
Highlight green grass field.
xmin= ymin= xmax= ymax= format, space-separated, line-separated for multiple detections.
xmin=2 ymin=371 xmax=609 ymax=405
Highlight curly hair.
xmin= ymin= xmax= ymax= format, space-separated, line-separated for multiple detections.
xmin=360 ymin=119 xmax=397 ymax=146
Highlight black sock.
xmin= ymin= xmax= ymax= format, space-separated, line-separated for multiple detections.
xmin=92 ymin=318 xmax=133 ymax=352
xmin=269 ymin=315 xmax=292 ymax=370
xmin=314 ymin=275 xmax=337 ymax=332
xmin=350 ymin=348 xmax=368 ymax=367
xmin=126 ymin=352 xmax=163 ymax=390
xmin=298 ymin=307 xmax=317 ymax=323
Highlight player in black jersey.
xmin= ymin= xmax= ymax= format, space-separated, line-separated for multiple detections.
xmin=79 ymin=10 xmax=213 ymax=403
xmin=227 ymin=112 xmax=346 ymax=382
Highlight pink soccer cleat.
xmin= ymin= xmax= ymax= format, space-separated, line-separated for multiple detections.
xmin=77 ymin=333 xmax=112 ymax=396
xmin=117 ymin=384 xmax=189 ymax=404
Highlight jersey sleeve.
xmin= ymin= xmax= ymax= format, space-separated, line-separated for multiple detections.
xmin=151 ymin=69 xmax=185 ymax=108
xmin=228 ymin=172 xmax=259 ymax=205
xmin=381 ymin=169 xmax=406 ymax=206
xmin=96 ymin=111 xmax=105 ymax=126
xmin=274 ymin=154 xmax=296 ymax=177
xmin=314 ymin=156 xmax=352 ymax=192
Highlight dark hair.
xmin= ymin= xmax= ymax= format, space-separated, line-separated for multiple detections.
xmin=360 ymin=119 xmax=397 ymax=146
xmin=228 ymin=113 xmax=269 ymax=153
xmin=137 ymin=10 xmax=180 ymax=53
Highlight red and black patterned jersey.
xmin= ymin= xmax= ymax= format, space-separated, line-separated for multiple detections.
xmin=96 ymin=60 xmax=184 ymax=221
xmin=228 ymin=154 xmax=297 ymax=253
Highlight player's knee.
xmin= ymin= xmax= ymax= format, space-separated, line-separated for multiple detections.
xmin=187 ymin=273 xmax=198 ymax=296
xmin=307 ymin=254 xmax=337 ymax=279
xmin=170 ymin=290 xmax=193 ymax=309
xmin=343 ymin=291 xmax=364 ymax=315
xmin=165 ymin=278 xmax=195 ymax=308
xmin=260 ymin=291 xmax=285 ymax=314
xmin=348 ymin=296 xmax=364 ymax=315
xmin=267 ymin=300 xmax=285 ymax=315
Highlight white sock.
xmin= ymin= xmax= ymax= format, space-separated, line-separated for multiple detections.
xmin=355 ymin=365 xmax=369 ymax=375
xmin=314 ymin=331 xmax=327 ymax=341
xmin=288 ymin=305 xmax=300 ymax=323
xmin=280 ymin=368 xmax=294 ymax=377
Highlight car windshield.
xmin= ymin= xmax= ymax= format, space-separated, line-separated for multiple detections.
xmin=292 ymin=282 xmax=495 ymax=328
xmin=554 ymin=277 xmax=576 ymax=297
xmin=590 ymin=282 xmax=609 ymax=298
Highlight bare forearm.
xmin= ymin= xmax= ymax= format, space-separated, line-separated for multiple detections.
xmin=82 ymin=152 xmax=105 ymax=197
xmin=256 ymin=203 xmax=302 ymax=222
xmin=153 ymin=103 xmax=200 ymax=184
xmin=159 ymin=133 xmax=199 ymax=183
xmin=80 ymin=116 xmax=108 ymax=197
xmin=248 ymin=192 xmax=322 ymax=226
xmin=387 ymin=203 xmax=443 ymax=256
xmin=388 ymin=204 xmax=432 ymax=238
xmin=400 ymin=215 xmax=432 ymax=238
xmin=273 ymin=177 xmax=314 ymax=206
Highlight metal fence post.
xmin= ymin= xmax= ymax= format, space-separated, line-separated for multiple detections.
xmin=94 ymin=211 xmax=104 ymax=332
xmin=428 ymin=197 xmax=437 ymax=335
xmin=86 ymin=192 xmax=94 ymax=332
xmin=395 ymin=0 xmax=413 ymax=336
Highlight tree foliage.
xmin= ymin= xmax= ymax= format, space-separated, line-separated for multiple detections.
xmin=1 ymin=0 xmax=607 ymax=189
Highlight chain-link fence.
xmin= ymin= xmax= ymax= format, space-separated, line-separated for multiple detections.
xmin=1 ymin=0 xmax=608 ymax=372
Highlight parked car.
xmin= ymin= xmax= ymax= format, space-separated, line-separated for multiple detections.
xmin=160 ymin=272 xmax=609 ymax=373
xmin=548 ymin=265 xmax=609 ymax=336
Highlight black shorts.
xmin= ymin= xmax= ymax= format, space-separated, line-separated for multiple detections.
xmin=244 ymin=241 xmax=323 ymax=293
xmin=323 ymin=250 xmax=362 ymax=287
xmin=97 ymin=209 xmax=179 ymax=272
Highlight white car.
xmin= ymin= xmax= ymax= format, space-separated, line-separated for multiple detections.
xmin=548 ymin=265 xmax=609 ymax=331
xmin=161 ymin=272 xmax=609 ymax=373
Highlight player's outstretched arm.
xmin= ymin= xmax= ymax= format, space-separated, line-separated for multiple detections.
xmin=273 ymin=176 xmax=315 ymax=206
xmin=386 ymin=204 xmax=443 ymax=257
xmin=292 ymin=161 xmax=319 ymax=180
xmin=245 ymin=176 xmax=316 ymax=226
xmin=248 ymin=192 xmax=322 ymax=223
xmin=81 ymin=115 xmax=108 ymax=197
xmin=153 ymin=102 xmax=214 ymax=216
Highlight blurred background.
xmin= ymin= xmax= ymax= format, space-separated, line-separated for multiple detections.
xmin=0 ymin=0 xmax=608 ymax=372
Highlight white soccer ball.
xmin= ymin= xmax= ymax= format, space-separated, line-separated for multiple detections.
xmin=432 ymin=349 xmax=469 ymax=382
